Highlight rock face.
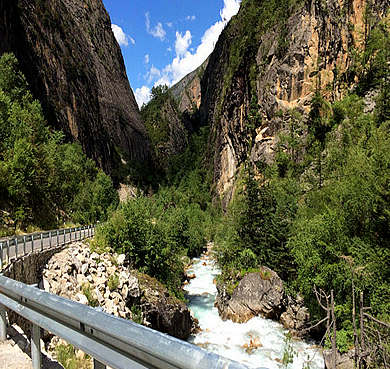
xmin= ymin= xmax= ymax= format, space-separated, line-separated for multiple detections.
xmin=280 ymin=294 xmax=310 ymax=332
xmin=42 ymin=242 xmax=193 ymax=340
xmin=323 ymin=348 xmax=355 ymax=369
xmin=170 ymin=58 xmax=208 ymax=118
xmin=0 ymin=0 xmax=151 ymax=176
xmin=216 ymin=267 xmax=284 ymax=323
xmin=198 ymin=0 xmax=390 ymax=206
xmin=137 ymin=273 xmax=193 ymax=340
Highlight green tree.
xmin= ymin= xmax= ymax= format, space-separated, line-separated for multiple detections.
xmin=0 ymin=52 xmax=118 ymax=231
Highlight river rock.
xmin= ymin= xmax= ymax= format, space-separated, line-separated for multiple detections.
xmin=128 ymin=275 xmax=141 ymax=299
xmin=216 ymin=267 xmax=284 ymax=323
xmin=117 ymin=254 xmax=126 ymax=265
xmin=138 ymin=273 xmax=193 ymax=340
xmin=280 ymin=294 xmax=310 ymax=332
xmin=323 ymin=348 xmax=355 ymax=369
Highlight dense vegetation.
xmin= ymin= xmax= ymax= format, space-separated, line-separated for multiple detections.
xmin=93 ymin=126 xmax=217 ymax=297
xmin=215 ymin=18 xmax=390 ymax=352
xmin=0 ymin=53 xmax=118 ymax=234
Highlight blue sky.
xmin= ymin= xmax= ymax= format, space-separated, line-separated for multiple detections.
xmin=102 ymin=0 xmax=241 ymax=107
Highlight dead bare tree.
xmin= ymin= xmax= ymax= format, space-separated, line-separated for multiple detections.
xmin=314 ymin=286 xmax=337 ymax=369
xmin=359 ymin=292 xmax=390 ymax=368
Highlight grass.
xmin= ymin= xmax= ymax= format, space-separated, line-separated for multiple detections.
xmin=131 ymin=305 xmax=143 ymax=324
xmin=55 ymin=343 xmax=91 ymax=369
xmin=108 ymin=273 xmax=119 ymax=292
xmin=81 ymin=282 xmax=99 ymax=307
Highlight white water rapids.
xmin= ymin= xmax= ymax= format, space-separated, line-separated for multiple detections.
xmin=183 ymin=252 xmax=325 ymax=369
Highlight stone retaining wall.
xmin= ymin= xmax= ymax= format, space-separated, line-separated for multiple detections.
xmin=2 ymin=245 xmax=66 ymax=337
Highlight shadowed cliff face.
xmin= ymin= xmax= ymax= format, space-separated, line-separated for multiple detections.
xmin=199 ymin=0 xmax=389 ymax=206
xmin=0 ymin=0 xmax=151 ymax=178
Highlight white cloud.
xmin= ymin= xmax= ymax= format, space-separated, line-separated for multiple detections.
xmin=185 ymin=15 xmax=196 ymax=21
xmin=221 ymin=0 xmax=241 ymax=22
xmin=111 ymin=24 xmax=135 ymax=47
xmin=135 ymin=86 xmax=151 ymax=108
xmin=175 ymin=30 xmax=192 ymax=57
xmin=144 ymin=54 xmax=150 ymax=64
xmin=166 ymin=22 xmax=173 ymax=28
xmin=136 ymin=0 xmax=241 ymax=107
xmin=147 ymin=66 xmax=161 ymax=84
xmin=145 ymin=12 xmax=166 ymax=41
xmin=158 ymin=0 xmax=241 ymax=85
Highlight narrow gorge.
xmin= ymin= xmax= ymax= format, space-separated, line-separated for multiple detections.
xmin=1 ymin=0 xmax=389 ymax=367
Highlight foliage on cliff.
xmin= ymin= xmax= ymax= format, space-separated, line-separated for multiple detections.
xmin=0 ymin=53 xmax=118 ymax=234
xmin=140 ymin=85 xmax=188 ymax=178
xmin=209 ymin=0 xmax=304 ymax=116
xmin=215 ymin=17 xmax=390 ymax=352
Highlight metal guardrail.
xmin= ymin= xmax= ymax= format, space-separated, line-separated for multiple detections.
xmin=0 ymin=275 xmax=251 ymax=369
xmin=0 ymin=225 xmax=96 ymax=270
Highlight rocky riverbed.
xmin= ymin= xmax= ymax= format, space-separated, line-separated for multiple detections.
xmin=184 ymin=249 xmax=325 ymax=369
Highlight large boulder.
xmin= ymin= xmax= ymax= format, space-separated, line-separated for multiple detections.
xmin=216 ymin=267 xmax=284 ymax=323
xmin=138 ymin=273 xmax=193 ymax=340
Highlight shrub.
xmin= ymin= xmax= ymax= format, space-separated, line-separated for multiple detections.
xmin=108 ymin=274 xmax=119 ymax=292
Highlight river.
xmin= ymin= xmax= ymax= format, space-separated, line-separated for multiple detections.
xmin=183 ymin=251 xmax=325 ymax=369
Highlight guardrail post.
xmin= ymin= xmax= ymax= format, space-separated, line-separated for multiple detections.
xmin=63 ymin=229 xmax=66 ymax=244
xmin=93 ymin=359 xmax=106 ymax=369
xmin=6 ymin=240 xmax=10 ymax=265
xmin=0 ymin=243 xmax=3 ymax=270
xmin=40 ymin=234 xmax=43 ymax=251
xmin=31 ymin=323 xmax=41 ymax=369
xmin=49 ymin=232 xmax=52 ymax=248
xmin=23 ymin=236 xmax=26 ymax=255
xmin=32 ymin=234 xmax=34 ymax=252
xmin=0 ymin=303 xmax=6 ymax=341
xmin=15 ymin=238 xmax=18 ymax=259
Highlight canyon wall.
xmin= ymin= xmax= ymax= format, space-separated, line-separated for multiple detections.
xmin=0 ymin=0 xmax=151 ymax=178
xmin=199 ymin=0 xmax=389 ymax=205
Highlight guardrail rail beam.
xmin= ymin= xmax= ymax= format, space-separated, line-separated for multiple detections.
xmin=0 ymin=275 xmax=250 ymax=369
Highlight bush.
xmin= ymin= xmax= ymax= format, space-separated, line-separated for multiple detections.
xmin=93 ymin=196 xmax=191 ymax=295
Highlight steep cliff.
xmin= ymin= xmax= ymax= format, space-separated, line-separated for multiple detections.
xmin=200 ymin=0 xmax=389 ymax=205
xmin=0 ymin=0 xmax=151 ymax=178
xmin=171 ymin=58 xmax=208 ymax=118
xmin=141 ymin=60 xmax=208 ymax=172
